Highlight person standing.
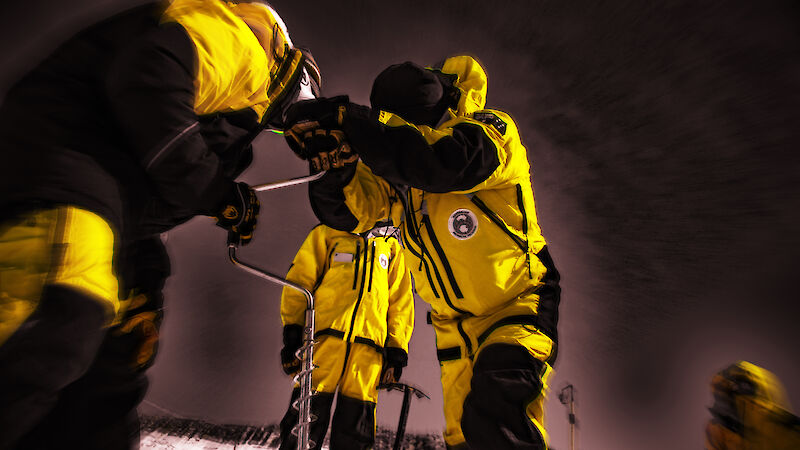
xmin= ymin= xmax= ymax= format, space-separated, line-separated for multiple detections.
xmin=285 ymin=55 xmax=561 ymax=449
xmin=278 ymin=223 xmax=414 ymax=450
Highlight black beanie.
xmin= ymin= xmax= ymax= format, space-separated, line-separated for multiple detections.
xmin=370 ymin=62 xmax=453 ymax=126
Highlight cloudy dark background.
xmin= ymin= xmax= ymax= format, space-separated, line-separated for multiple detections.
xmin=2 ymin=1 xmax=799 ymax=448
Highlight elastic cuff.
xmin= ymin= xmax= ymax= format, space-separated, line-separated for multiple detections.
xmin=384 ymin=347 xmax=408 ymax=367
xmin=203 ymin=177 xmax=237 ymax=216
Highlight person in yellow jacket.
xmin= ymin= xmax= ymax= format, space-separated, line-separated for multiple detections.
xmin=283 ymin=55 xmax=561 ymax=449
xmin=705 ymin=361 xmax=800 ymax=450
xmin=277 ymin=223 xmax=414 ymax=450
xmin=0 ymin=1 xmax=319 ymax=448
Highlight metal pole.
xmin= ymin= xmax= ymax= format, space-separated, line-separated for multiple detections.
xmin=252 ymin=171 xmax=325 ymax=192
xmin=228 ymin=240 xmax=317 ymax=450
xmin=559 ymin=384 xmax=576 ymax=450
xmin=393 ymin=386 xmax=413 ymax=450
xmin=226 ymin=170 xmax=325 ymax=450
xmin=379 ymin=383 xmax=429 ymax=450
xmin=569 ymin=396 xmax=575 ymax=450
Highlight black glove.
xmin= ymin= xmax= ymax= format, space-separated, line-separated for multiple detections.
xmin=284 ymin=96 xmax=359 ymax=172
xmin=112 ymin=289 xmax=164 ymax=370
xmin=214 ymin=182 xmax=259 ymax=246
xmin=280 ymin=324 xmax=304 ymax=376
xmin=285 ymin=95 xmax=351 ymax=138
xmin=305 ymin=129 xmax=358 ymax=173
xmin=381 ymin=347 xmax=408 ymax=384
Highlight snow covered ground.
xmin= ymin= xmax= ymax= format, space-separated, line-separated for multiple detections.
xmin=138 ymin=416 xmax=443 ymax=449
xmin=140 ymin=431 xmax=318 ymax=449
xmin=140 ymin=431 xmax=286 ymax=449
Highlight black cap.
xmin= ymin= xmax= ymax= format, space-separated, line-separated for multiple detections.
xmin=370 ymin=62 xmax=454 ymax=126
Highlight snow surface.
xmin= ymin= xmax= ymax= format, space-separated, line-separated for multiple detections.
xmin=140 ymin=430 xmax=331 ymax=450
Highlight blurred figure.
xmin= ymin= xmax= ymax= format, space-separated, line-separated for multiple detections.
xmin=705 ymin=361 xmax=800 ymax=450
xmin=0 ymin=1 xmax=319 ymax=449
xmin=284 ymin=55 xmax=561 ymax=449
xmin=277 ymin=223 xmax=414 ymax=450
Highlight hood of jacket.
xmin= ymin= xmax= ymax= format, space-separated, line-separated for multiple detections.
xmin=437 ymin=55 xmax=488 ymax=118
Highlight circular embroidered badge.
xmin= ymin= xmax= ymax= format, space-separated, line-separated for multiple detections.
xmin=448 ymin=209 xmax=478 ymax=240
xmin=379 ymin=253 xmax=389 ymax=270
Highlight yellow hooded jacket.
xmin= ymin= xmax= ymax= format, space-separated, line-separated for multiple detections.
xmin=706 ymin=361 xmax=800 ymax=450
xmin=0 ymin=1 xmax=309 ymax=344
xmin=280 ymin=225 xmax=414 ymax=356
xmin=313 ymin=56 xmax=558 ymax=348
xmin=162 ymin=0 xmax=304 ymax=120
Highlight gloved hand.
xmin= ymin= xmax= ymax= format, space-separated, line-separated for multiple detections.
xmin=285 ymin=95 xmax=351 ymax=140
xmin=284 ymin=96 xmax=359 ymax=172
xmin=280 ymin=324 xmax=304 ymax=376
xmin=304 ymin=129 xmax=357 ymax=173
xmin=214 ymin=181 xmax=259 ymax=246
xmin=113 ymin=290 xmax=163 ymax=370
xmin=381 ymin=347 xmax=408 ymax=384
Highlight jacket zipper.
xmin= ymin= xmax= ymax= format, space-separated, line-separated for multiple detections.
xmin=408 ymin=193 xmax=468 ymax=315
xmin=403 ymin=234 xmax=440 ymax=298
xmin=516 ymin=184 xmax=533 ymax=278
xmin=457 ymin=319 xmax=474 ymax=360
xmin=340 ymin=234 xmax=370 ymax=380
xmin=421 ymin=214 xmax=464 ymax=298
xmin=352 ymin=243 xmax=361 ymax=289
xmin=383 ymin=181 xmax=441 ymax=299
xmin=469 ymin=194 xmax=527 ymax=252
xmin=367 ymin=242 xmax=375 ymax=292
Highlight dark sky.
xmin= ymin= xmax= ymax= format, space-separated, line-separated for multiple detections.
xmin=2 ymin=1 xmax=799 ymax=449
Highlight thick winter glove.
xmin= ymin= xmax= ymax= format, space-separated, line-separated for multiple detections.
xmin=285 ymin=95 xmax=350 ymax=139
xmin=304 ymin=130 xmax=357 ymax=173
xmin=280 ymin=324 xmax=304 ymax=376
xmin=214 ymin=182 xmax=260 ymax=245
xmin=381 ymin=347 xmax=409 ymax=384
xmin=112 ymin=290 xmax=163 ymax=370
xmin=284 ymin=96 xmax=358 ymax=172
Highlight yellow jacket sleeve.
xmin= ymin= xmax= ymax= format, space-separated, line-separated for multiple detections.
xmin=280 ymin=225 xmax=327 ymax=327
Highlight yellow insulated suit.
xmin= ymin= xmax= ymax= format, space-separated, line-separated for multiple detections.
xmin=705 ymin=361 xmax=800 ymax=450
xmin=0 ymin=1 xmax=309 ymax=448
xmin=278 ymin=224 xmax=414 ymax=450
xmin=307 ymin=55 xmax=561 ymax=449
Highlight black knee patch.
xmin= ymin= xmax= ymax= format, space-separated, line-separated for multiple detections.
xmin=279 ymin=389 xmax=334 ymax=450
xmin=462 ymin=344 xmax=547 ymax=450
xmin=0 ymin=285 xmax=108 ymax=449
xmin=330 ymin=394 xmax=376 ymax=450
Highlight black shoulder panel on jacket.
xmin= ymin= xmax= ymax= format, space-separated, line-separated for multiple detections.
xmin=0 ymin=3 xmax=165 ymax=229
xmin=106 ymin=22 xmax=233 ymax=215
xmin=309 ymin=166 xmax=359 ymax=232
xmin=198 ymin=110 xmax=259 ymax=179
xmin=346 ymin=110 xmax=500 ymax=193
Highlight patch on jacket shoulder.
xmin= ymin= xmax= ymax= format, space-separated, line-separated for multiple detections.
xmin=448 ymin=209 xmax=478 ymax=240
xmin=333 ymin=252 xmax=354 ymax=263
xmin=379 ymin=253 xmax=389 ymax=269
xmin=473 ymin=112 xmax=507 ymax=135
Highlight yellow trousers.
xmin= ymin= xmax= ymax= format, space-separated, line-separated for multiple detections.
xmin=433 ymin=295 xmax=555 ymax=449
xmin=0 ymin=206 xmax=119 ymax=345
xmin=279 ymin=336 xmax=384 ymax=450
